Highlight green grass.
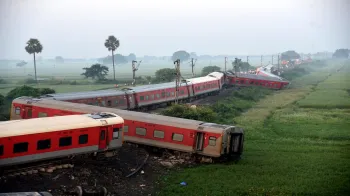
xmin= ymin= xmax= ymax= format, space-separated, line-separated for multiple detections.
xmin=0 ymin=84 xmax=116 ymax=95
xmin=296 ymin=65 xmax=350 ymax=109
xmin=297 ymin=89 xmax=350 ymax=108
xmin=157 ymin=61 xmax=350 ymax=196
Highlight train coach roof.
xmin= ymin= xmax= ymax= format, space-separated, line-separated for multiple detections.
xmin=13 ymin=97 xmax=226 ymax=134
xmin=0 ymin=112 xmax=124 ymax=138
xmin=207 ymin=72 xmax=224 ymax=79
xmin=186 ymin=75 xmax=218 ymax=84
xmin=41 ymin=89 xmax=126 ymax=100
xmin=123 ymin=81 xmax=193 ymax=92
xmin=227 ymin=72 xmax=288 ymax=82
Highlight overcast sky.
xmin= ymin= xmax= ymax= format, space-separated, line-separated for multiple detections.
xmin=0 ymin=0 xmax=349 ymax=60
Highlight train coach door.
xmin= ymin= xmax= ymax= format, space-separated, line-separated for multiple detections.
xmin=23 ymin=106 xmax=33 ymax=119
xmin=99 ymin=128 xmax=108 ymax=150
xmin=195 ymin=132 xmax=204 ymax=151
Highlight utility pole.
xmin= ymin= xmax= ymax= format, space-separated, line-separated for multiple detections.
xmin=224 ymin=57 xmax=227 ymax=72
xmin=271 ymin=55 xmax=274 ymax=65
xmin=277 ymin=54 xmax=280 ymax=72
xmin=174 ymin=59 xmax=181 ymax=104
xmin=131 ymin=60 xmax=142 ymax=86
xmin=190 ymin=58 xmax=197 ymax=77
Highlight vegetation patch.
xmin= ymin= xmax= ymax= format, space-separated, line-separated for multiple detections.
xmin=297 ymin=64 xmax=350 ymax=109
xmin=158 ymin=61 xmax=350 ymax=196
xmin=161 ymin=87 xmax=273 ymax=124
xmin=297 ymin=89 xmax=350 ymax=108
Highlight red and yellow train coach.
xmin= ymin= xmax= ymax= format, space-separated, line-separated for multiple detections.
xmin=11 ymin=97 xmax=244 ymax=160
xmin=0 ymin=112 xmax=124 ymax=168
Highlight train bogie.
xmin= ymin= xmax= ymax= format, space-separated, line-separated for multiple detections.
xmin=11 ymin=97 xmax=244 ymax=159
xmin=0 ymin=112 xmax=124 ymax=167
xmin=225 ymin=72 xmax=290 ymax=90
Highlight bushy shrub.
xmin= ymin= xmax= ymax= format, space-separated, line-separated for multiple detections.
xmin=6 ymin=85 xmax=56 ymax=100
xmin=161 ymin=104 xmax=217 ymax=122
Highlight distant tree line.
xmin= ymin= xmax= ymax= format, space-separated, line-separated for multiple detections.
xmin=332 ymin=49 xmax=349 ymax=59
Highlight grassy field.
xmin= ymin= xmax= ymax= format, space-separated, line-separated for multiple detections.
xmin=0 ymin=84 xmax=117 ymax=95
xmin=297 ymin=64 xmax=350 ymax=108
xmin=157 ymin=60 xmax=350 ymax=196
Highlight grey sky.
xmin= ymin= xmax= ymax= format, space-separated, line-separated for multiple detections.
xmin=0 ymin=0 xmax=349 ymax=60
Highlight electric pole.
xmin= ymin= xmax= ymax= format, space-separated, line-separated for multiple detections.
xmin=224 ymin=57 xmax=227 ymax=72
xmin=131 ymin=60 xmax=142 ymax=86
xmin=190 ymin=58 xmax=197 ymax=77
xmin=174 ymin=59 xmax=181 ymax=104
xmin=277 ymin=54 xmax=280 ymax=72
xmin=271 ymin=55 xmax=274 ymax=65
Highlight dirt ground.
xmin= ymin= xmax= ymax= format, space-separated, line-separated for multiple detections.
xmin=0 ymin=144 xmax=188 ymax=196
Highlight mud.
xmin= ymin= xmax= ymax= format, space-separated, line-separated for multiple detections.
xmin=0 ymin=144 xmax=177 ymax=196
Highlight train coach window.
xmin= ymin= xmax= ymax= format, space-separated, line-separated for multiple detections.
xmin=250 ymin=81 xmax=254 ymax=84
xmin=161 ymin=92 xmax=165 ymax=98
xmin=171 ymin=92 xmax=175 ymax=96
xmin=13 ymin=142 xmax=28 ymax=153
xmin=145 ymin=95 xmax=149 ymax=100
xmin=15 ymin=107 xmax=21 ymax=115
xmin=156 ymin=94 xmax=160 ymax=98
xmin=167 ymin=92 xmax=170 ymax=97
xmin=140 ymin=96 xmax=144 ymax=101
xmin=113 ymin=128 xmax=120 ymax=139
xmin=124 ymin=126 xmax=129 ymax=133
xmin=114 ymin=100 xmax=119 ymax=105
xmin=172 ymin=133 xmax=183 ymax=142
xmin=107 ymin=100 xmax=112 ymax=107
xmin=136 ymin=127 xmax=147 ymax=136
xmin=37 ymin=139 xmax=51 ymax=150
xmin=38 ymin=112 xmax=48 ymax=118
xmin=154 ymin=130 xmax=164 ymax=139
xmin=151 ymin=95 xmax=154 ymax=100
xmin=209 ymin=137 xmax=216 ymax=146
xmin=59 ymin=137 xmax=72 ymax=147
xmin=79 ymin=134 xmax=89 ymax=144
xmin=0 ymin=145 xmax=3 ymax=156
xmin=180 ymin=90 xmax=184 ymax=95
xmin=101 ymin=101 xmax=106 ymax=106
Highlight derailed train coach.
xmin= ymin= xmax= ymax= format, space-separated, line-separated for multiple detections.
xmin=11 ymin=97 xmax=244 ymax=161
xmin=38 ymin=71 xmax=289 ymax=111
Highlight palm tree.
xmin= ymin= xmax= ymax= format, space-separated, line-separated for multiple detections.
xmin=25 ymin=38 xmax=43 ymax=83
xmin=104 ymin=35 xmax=120 ymax=81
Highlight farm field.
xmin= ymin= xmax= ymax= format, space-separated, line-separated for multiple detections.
xmin=157 ymin=61 xmax=350 ymax=196
xmin=0 ymin=84 xmax=116 ymax=95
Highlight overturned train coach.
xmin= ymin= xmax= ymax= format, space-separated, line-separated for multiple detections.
xmin=11 ymin=97 xmax=244 ymax=160
xmin=38 ymin=71 xmax=290 ymax=111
